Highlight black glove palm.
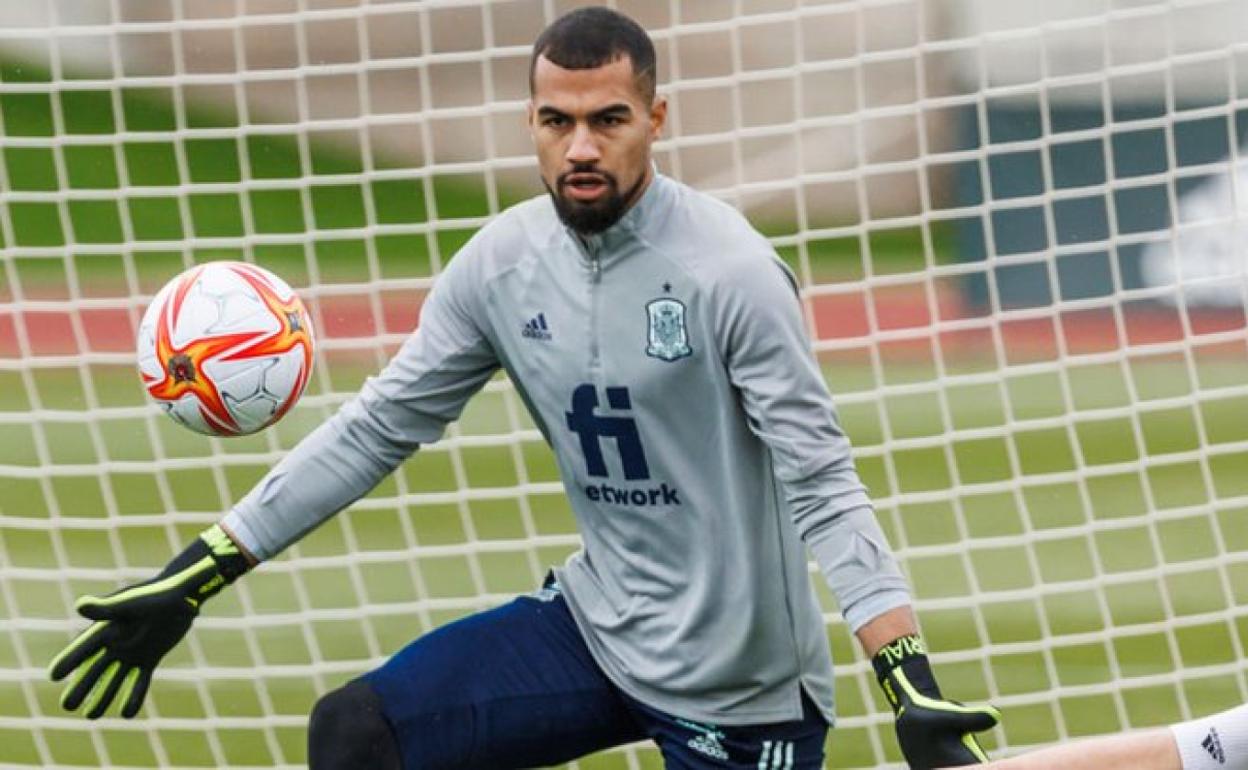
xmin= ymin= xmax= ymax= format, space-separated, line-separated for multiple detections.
xmin=49 ymin=525 xmax=249 ymax=719
xmin=874 ymin=635 xmax=1001 ymax=769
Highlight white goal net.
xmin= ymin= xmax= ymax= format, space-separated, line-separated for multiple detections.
xmin=2 ymin=1 xmax=1248 ymax=768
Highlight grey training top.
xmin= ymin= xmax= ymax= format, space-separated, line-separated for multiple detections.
xmin=224 ymin=173 xmax=912 ymax=726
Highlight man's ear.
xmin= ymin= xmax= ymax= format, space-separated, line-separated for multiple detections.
xmin=649 ymin=96 xmax=668 ymax=140
xmin=526 ymin=100 xmax=536 ymax=141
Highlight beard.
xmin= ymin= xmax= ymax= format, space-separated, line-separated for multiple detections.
xmin=545 ymin=166 xmax=647 ymax=235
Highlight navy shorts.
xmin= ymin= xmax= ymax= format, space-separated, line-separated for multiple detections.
xmin=360 ymin=582 xmax=828 ymax=769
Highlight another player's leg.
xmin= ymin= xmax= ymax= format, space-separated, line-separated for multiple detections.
xmin=957 ymin=703 xmax=1248 ymax=770
xmin=306 ymin=578 xmax=645 ymax=769
xmin=1170 ymin=704 xmax=1248 ymax=770
xmin=971 ymin=730 xmax=1178 ymax=770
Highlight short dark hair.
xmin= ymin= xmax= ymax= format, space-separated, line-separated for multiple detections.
xmin=529 ymin=7 xmax=657 ymax=101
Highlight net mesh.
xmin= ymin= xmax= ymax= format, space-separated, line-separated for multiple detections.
xmin=2 ymin=0 xmax=1248 ymax=767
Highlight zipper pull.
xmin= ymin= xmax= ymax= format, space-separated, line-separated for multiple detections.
xmin=590 ymin=256 xmax=602 ymax=283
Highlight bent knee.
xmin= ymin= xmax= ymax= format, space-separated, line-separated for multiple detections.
xmin=308 ymin=680 xmax=401 ymax=770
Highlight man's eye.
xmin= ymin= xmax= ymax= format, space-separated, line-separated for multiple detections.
xmin=543 ymin=115 xmax=567 ymax=127
xmin=598 ymin=115 xmax=623 ymax=126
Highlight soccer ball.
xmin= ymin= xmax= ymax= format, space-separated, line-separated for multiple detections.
xmin=136 ymin=261 xmax=315 ymax=437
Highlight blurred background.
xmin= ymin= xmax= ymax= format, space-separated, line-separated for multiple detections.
xmin=2 ymin=1 xmax=1248 ymax=768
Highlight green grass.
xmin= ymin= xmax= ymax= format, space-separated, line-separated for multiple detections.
xmin=4 ymin=57 xmax=1248 ymax=768
xmin=0 ymin=79 xmax=486 ymax=289
xmin=0 ymin=55 xmax=947 ymax=300
xmin=4 ymin=360 xmax=1248 ymax=767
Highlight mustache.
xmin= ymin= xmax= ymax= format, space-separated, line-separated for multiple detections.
xmin=557 ymin=166 xmax=618 ymax=188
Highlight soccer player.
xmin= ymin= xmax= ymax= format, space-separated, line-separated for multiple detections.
xmin=47 ymin=7 xmax=1002 ymax=768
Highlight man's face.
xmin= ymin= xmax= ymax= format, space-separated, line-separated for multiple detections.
xmin=528 ymin=54 xmax=666 ymax=235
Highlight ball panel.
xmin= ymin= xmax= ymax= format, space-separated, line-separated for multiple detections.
xmin=164 ymin=395 xmax=218 ymax=436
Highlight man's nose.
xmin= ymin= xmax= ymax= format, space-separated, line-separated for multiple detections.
xmin=566 ymin=123 xmax=601 ymax=164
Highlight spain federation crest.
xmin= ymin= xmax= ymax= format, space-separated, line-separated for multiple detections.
xmin=645 ymin=297 xmax=693 ymax=362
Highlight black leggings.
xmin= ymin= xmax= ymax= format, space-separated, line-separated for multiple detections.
xmin=308 ymin=679 xmax=402 ymax=770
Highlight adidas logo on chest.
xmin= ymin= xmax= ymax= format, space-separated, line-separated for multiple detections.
xmin=522 ymin=312 xmax=552 ymax=341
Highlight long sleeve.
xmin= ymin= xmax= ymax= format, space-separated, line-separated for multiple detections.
xmin=715 ymin=251 xmax=912 ymax=631
xmin=223 ymin=246 xmax=500 ymax=561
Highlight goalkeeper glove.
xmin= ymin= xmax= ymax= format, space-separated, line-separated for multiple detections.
xmin=48 ymin=524 xmax=250 ymax=719
xmin=873 ymin=634 xmax=1001 ymax=769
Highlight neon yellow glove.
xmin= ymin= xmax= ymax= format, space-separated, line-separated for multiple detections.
xmin=48 ymin=524 xmax=250 ymax=719
xmin=874 ymin=635 xmax=1001 ymax=769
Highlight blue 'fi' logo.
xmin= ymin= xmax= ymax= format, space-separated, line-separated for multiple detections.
xmin=566 ymin=384 xmax=650 ymax=480
xmin=565 ymin=384 xmax=682 ymax=507
xmin=645 ymin=298 xmax=692 ymax=361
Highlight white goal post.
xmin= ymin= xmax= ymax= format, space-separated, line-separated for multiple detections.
xmin=2 ymin=1 xmax=1248 ymax=768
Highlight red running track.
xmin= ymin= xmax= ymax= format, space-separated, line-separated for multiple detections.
xmin=1 ymin=288 xmax=1244 ymax=362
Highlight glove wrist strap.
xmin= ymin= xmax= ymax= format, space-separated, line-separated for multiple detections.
xmin=872 ymin=634 xmax=943 ymax=705
xmin=199 ymin=524 xmax=251 ymax=582
xmin=159 ymin=524 xmax=251 ymax=602
xmin=871 ymin=634 xmax=927 ymax=678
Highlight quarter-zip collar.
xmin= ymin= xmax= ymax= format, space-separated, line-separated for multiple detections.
xmin=566 ymin=168 xmax=674 ymax=267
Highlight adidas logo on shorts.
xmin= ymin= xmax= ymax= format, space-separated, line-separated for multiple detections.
xmin=686 ymin=733 xmax=729 ymax=761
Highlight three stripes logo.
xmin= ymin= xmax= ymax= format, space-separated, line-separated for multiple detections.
xmin=758 ymin=739 xmax=795 ymax=769
xmin=522 ymin=312 xmax=552 ymax=341
xmin=1203 ymin=727 xmax=1226 ymax=764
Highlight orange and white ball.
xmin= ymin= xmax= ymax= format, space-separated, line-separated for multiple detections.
xmin=136 ymin=261 xmax=315 ymax=437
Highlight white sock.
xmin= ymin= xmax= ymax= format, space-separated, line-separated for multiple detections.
xmin=1172 ymin=704 xmax=1248 ymax=769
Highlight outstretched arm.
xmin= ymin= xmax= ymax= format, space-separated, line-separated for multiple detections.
xmin=223 ymin=240 xmax=499 ymax=561
xmin=50 ymin=239 xmax=500 ymax=719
